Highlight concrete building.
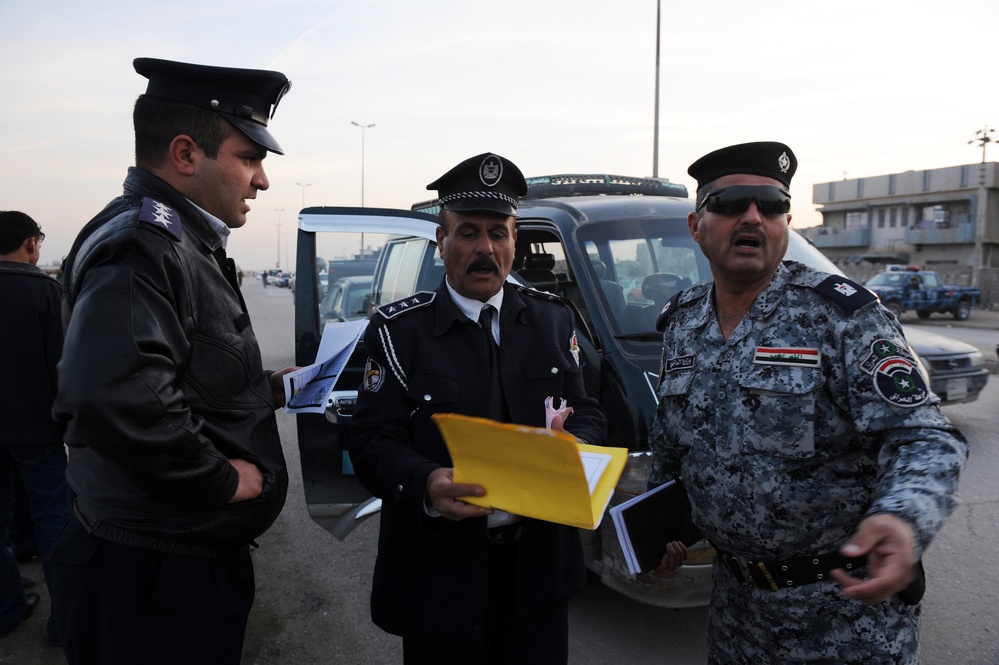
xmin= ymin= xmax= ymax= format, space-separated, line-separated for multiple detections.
xmin=801 ymin=161 xmax=999 ymax=306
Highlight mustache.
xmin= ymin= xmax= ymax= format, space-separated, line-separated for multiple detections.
xmin=467 ymin=259 xmax=499 ymax=274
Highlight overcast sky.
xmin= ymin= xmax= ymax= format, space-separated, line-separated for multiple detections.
xmin=2 ymin=0 xmax=997 ymax=269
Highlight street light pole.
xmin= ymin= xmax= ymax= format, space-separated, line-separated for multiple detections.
xmin=274 ymin=208 xmax=284 ymax=269
xmin=296 ymin=182 xmax=311 ymax=209
xmin=350 ymin=121 xmax=375 ymax=206
xmin=652 ymin=0 xmax=660 ymax=177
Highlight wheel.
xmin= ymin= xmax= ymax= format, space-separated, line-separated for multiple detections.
xmin=953 ymin=300 xmax=971 ymax=321
xmin=885 ymin=301 xmax=902 ymax=319
xmin=916 ymin=310 xmax=932 ymax=319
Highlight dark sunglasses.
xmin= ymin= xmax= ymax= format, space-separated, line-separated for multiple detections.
xmin=696 ymin=185 xmax=791 ymax=216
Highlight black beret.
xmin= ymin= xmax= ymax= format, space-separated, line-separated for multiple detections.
xmin=133 ymin=57 xmax=291 ymax=155
xmin=688 ymin=141 xmax=796 ymax=191
xmin=427 ymin=153 xmax=527 ymax=218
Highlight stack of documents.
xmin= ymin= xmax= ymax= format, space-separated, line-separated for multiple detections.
xmin=431 ymin=413 xmax=628 ymax=530
xmin=283 ymin=320 xmax=367 ymax=414
xmin=609 ymin=479 xmax=704 ymax=575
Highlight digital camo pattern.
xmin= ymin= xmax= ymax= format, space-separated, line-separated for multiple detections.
xmin=648 ymin=261 xmax=967 ymax=661
xmin=708 ymin=558 xmax=920 ymax=664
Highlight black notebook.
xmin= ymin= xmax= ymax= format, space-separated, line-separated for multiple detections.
xmin=610 ymin=479 xmax=704 ymax=575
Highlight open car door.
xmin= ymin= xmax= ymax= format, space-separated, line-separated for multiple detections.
xmin=294 ymin=207 xmax=440 ymax=539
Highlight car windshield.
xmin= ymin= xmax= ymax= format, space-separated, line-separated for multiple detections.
xmin=575 ymin=219 xmax=842 ymax=337
xmin=865 ymin=272 xmax=907 ymax=287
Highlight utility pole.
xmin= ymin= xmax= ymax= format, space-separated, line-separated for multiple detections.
xmin=652 ymin=0 xmax=661 ymax=178
xmin=274 ymin=208 xmax=284 ymax=269
xmin=967 ymin=127 xmax=994 ymax=296
xmin=296 ymin=182 xmax=311 ymax=208
xmin=968 ymin=126 xmax=995 ymax=163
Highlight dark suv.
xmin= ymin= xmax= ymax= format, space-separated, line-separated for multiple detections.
xmin=291 ymin=176 xmax=974 ymax=608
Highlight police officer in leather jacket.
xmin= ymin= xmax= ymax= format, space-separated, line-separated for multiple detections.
xmin=51 ymin=58 xmax=295 ymax=665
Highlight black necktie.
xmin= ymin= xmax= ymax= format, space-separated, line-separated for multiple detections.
xmin=479 ymin=306 xmax=505 ymax=420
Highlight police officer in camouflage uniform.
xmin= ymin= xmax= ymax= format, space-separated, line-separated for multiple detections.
xmin=648 ymin=142 xmax=968 ymax=664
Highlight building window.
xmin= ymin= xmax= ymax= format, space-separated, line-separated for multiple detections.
xmin=959 ymin=166 xmax=968 ymax=188
xmin=857 ymin=179 xmax=864 ymax=198
xmin=889 ymin=208 xmax=897 ymax=228
xmin=878 ymin=209 xmax=886 ymax=227
xmin=934 ymin=206 xmax=950 ymax=228
xmin=846 ymin=211 xmax=867 ymax=229
xmin=889 ymin=174 xmax=896 ymax=195
xmin=828 ymin=182 xmax=836 ymax=201
xmin=902 ymin=207 xmax=910 ymax=227
xmin=923 ymin=170 xmax=932 ymax=192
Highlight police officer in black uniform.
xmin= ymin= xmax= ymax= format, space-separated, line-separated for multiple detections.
xmin=350 ymin=153 xmax=607 ymax=664
xmin=52 ymin=59 xmax=295 ymax=664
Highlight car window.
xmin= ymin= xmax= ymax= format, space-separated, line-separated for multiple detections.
xmin=576 ymin=217 xmax=711 ymax=335
xmin=376 ymin=237 xmax=432 ymax=306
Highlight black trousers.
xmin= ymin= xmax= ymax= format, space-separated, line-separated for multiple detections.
xmin=51 ymin=516 xmax=255 ymax=665
xmin=402 ymin=539 xmax=570 ymax=665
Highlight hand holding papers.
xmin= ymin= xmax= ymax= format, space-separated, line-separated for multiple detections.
xmin=283 ymin=320 xmax=367 ymax=414
xmin=610 ymin=479 xmax=704 ymax=575
xmin=431 ymin=412 xmax=628 ymax=530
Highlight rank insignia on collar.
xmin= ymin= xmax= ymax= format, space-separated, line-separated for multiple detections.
xmin=138 ymin=197 xmax=183 ymax=241
xmin=376 ymin=291 xmax=435 ymax=319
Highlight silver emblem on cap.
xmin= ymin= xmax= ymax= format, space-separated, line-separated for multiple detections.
xmin=211 ymin=99 xmax=220 ymax=107
xmin=778 ymin=151 xmax=790 ymax=174
xmin=479 ymin=154 xmax=503 ymax=188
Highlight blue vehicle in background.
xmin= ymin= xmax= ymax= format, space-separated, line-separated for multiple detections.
xmin=864 ymin=265 xmax=981 ymax=321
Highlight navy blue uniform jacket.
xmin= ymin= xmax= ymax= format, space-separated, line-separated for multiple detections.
xmin=350 ymin=280 xmax=607 ymax=641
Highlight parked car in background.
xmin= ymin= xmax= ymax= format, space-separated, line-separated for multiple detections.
xmin=902 ymin=327 xmax=988 ymax=405
xmin=291 ymin=175 xmax=986 ymax=610
xmin=319 ymin=275 xmax=373 ymax=324
xmin=275 ymin=271 xmax=293 ymax=288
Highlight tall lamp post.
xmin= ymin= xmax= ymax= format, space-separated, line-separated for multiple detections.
xmin=296 ymin=181 xmax=311 ymax=208
xmin=274 ymin=208 xmax=284 ymax=269
xmin=350 ymin=121 xmax=375 ymax=207
xmin=351 ymin=121 xmax=375 ymax=258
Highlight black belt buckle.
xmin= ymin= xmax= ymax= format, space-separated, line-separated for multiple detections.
xmin=721 ymin=552 xmax=753 ymax=588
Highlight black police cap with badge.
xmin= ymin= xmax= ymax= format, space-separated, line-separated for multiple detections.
xmin=133 ymin=57 xmax=291 ymax=155
xmin=427 ymin=153 xmax=528 ymax=218
xmin=688 ymin=141 xmax=797 ymax=214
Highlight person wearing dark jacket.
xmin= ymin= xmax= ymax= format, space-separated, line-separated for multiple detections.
xmin=0 ymin=211 xmax=71 ymax=645
xmin=51 ymin=58 xmax=295 ymax=665
xmin=350 ymin=153 xmax=607 ymax=664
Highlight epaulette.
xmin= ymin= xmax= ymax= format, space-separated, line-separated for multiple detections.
xmin=512 ymin=283 xmax=564 ymax=303
xmin=811 ymin=275 xmax=877 ymax=312
xmin=375 ymin=291 xmax=435 ymax=319
xmin=655 ymin=283 xmax=708 ymax=332
xmin=137 ymin=197 xmax=183 ymax=241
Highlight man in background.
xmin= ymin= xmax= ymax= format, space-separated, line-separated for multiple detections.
xmin=0 ymin=210 xmax=71 ymax=646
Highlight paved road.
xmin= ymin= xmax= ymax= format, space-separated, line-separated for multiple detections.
xmin=4 ymin=285 xmax=996 ymax=664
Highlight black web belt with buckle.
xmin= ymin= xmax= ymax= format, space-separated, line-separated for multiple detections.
xmin=716 ymin=546 xmax=866 ymax=591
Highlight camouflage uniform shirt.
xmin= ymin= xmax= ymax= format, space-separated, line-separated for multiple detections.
xmin=648 ymin=260 xmax=968 ymax=663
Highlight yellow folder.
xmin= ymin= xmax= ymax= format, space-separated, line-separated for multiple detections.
xmin=431 ymin=413 xmax=628 ymax=530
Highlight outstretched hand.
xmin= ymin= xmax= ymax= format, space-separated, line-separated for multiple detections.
xmin=830 ymin=514 xmax=917 ymax=605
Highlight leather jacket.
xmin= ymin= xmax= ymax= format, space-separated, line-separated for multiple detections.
xmin=54 ymin=167 xmax=288 ymax=554
xmin=0 ymin=260 xmax=64 ymax=446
